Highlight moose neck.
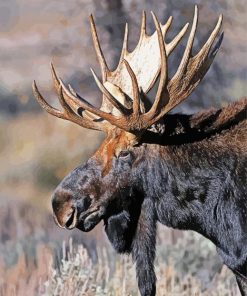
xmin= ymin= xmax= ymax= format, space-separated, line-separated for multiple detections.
xmin=140 ymin=117 xmax=246 ymax=265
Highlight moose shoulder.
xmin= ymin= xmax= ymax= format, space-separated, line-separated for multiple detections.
xmin=33 ymin=6 xmax=247 ymax=296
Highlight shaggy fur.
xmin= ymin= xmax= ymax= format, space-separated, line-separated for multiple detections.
xmin=52 ymin=98 xmax=247 ymax=296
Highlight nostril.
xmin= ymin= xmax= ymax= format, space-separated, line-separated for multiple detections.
xmin=65 ymin=207 xmax=78 ymax=229
xmin=78 ymin=195 xmax=92 ymax=212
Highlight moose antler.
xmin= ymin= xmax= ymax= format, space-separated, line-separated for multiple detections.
xmin=89 ymin=10 xmax=189 ymax=107
xmin=33 ymin=6 xmax=223 ymax=134
xmin=33 ymin=64 xmax=108 ymax=131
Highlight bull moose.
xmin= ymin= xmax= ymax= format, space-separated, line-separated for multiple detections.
xmin=33 ymin=6 xmax=247 ymax=296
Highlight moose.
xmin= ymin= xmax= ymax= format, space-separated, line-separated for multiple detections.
xmin=33 ymin=6 xmax=247 ymax=296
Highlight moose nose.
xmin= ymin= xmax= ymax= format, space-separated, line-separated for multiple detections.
xmin=52 ymin=190 xmax=92 ymax=229
xmin=51 ymin=191 xmax=75 ymax=229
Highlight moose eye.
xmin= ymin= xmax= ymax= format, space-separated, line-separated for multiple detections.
xmin=118 ymin=150 xmax=130 ymax=159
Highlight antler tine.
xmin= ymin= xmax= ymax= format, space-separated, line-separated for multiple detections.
xmin=174 ymin=5 xmax=198 ymax=80
xmin=68 ymin=84 xmax=76 ymax=95
xmin=90 ymin=68 xmax=130 ymax=115
xmin=68 ymin=84 xmax=99 ymax=120
xmin=67 ymin=84 xmax=98 ymax=120
xmin=210 ymin=31 xmax=224 ymax=58
xmin=60 ymin=79 xmax=112 ymax=120
xmin=57 ymin=85 xmax=77 ymax=115
xmin=145 ymin=12 xmax=168 ymax=119
xmin=123 ymin=59 xmax=140 ymax=115
xmin=51 ymin=63 xmax=94 ymax=119
xmin=118 ymin=23 xmax=129 ymax=64
xmin=60 ymin=81 xmax=138 ymax=131
xmin=151 ymin=8 xmax=223 ymax=123
xmin=196 ymin=14 xmax=223 ymax=61
xmin=140 ymin=11 xmax=146 ymax=38
xmin=68 ymin=83 xmax=93 ymax=118
xmin=57 ymin=86 xmax=107 ymax=130
xmin=59 ymin=82 xmax=84 ymax=114
xmin=32 ymin=81 xmax=104 ymax=131
xmin=33 ymin=80 xmax=63 ymax=118
xmin=89 ymin=14 xmax=109 ymax=82
xmin=50 ymin=63 xmax=60 ymax=94
xmin=107 ymin=9 xmax=190 ymax=97
xmin=166 ymin=22 xmax=189 ymax=55
xmin=59 ymin=79 xmax=136 ymax=131
xmin=162 ymin=16 xmax=173 ymax=35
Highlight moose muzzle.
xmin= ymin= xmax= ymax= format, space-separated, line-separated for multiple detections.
xmin=52 ymin=189 xmax=92 ymax=229
xmin=52 ymin=189 xmax=105 ymax=231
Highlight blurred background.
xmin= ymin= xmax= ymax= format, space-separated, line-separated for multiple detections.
xmin=0 ymin=0 xmax=246 ymax=295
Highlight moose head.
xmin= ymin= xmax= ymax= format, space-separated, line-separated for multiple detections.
xmin=33 ymin=6 xmax=247 ymax=296
xmin=33 ymin=6 xmax=222 ymax=232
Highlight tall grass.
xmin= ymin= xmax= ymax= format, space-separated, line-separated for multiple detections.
xmin=0 ymin=199 xmax=240 ymax=296
xmin=42 ymin=234 xmax=239 ymax=296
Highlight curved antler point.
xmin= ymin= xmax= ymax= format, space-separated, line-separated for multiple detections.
xmin=32 ymin=80 xmax=38 ymax=94
xmin=89 ymin=14 xmax=94 ymax=22
xmin=167 ymin=15 xmax=173 ymax=24
xmin=91 ymin=68 xmax=100 ymax=83
xmin=59 ymin=79 xmax=69 ymax=93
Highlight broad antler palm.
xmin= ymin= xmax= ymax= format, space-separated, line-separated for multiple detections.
xmin=33 ymin=6 xmax=223 ymax=134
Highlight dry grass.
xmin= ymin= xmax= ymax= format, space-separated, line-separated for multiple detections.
xmin=0 ymin=199 xmax=240 ymax=296
xmin=41 ymin=235 xmax=239 ymax=296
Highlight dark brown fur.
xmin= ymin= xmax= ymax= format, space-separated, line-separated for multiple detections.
xmin=52 ymin=98 xmax=247 ymax=296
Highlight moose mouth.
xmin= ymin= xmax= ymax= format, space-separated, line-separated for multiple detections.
xmin=65 ymin=207 xmax=105 ymax=232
